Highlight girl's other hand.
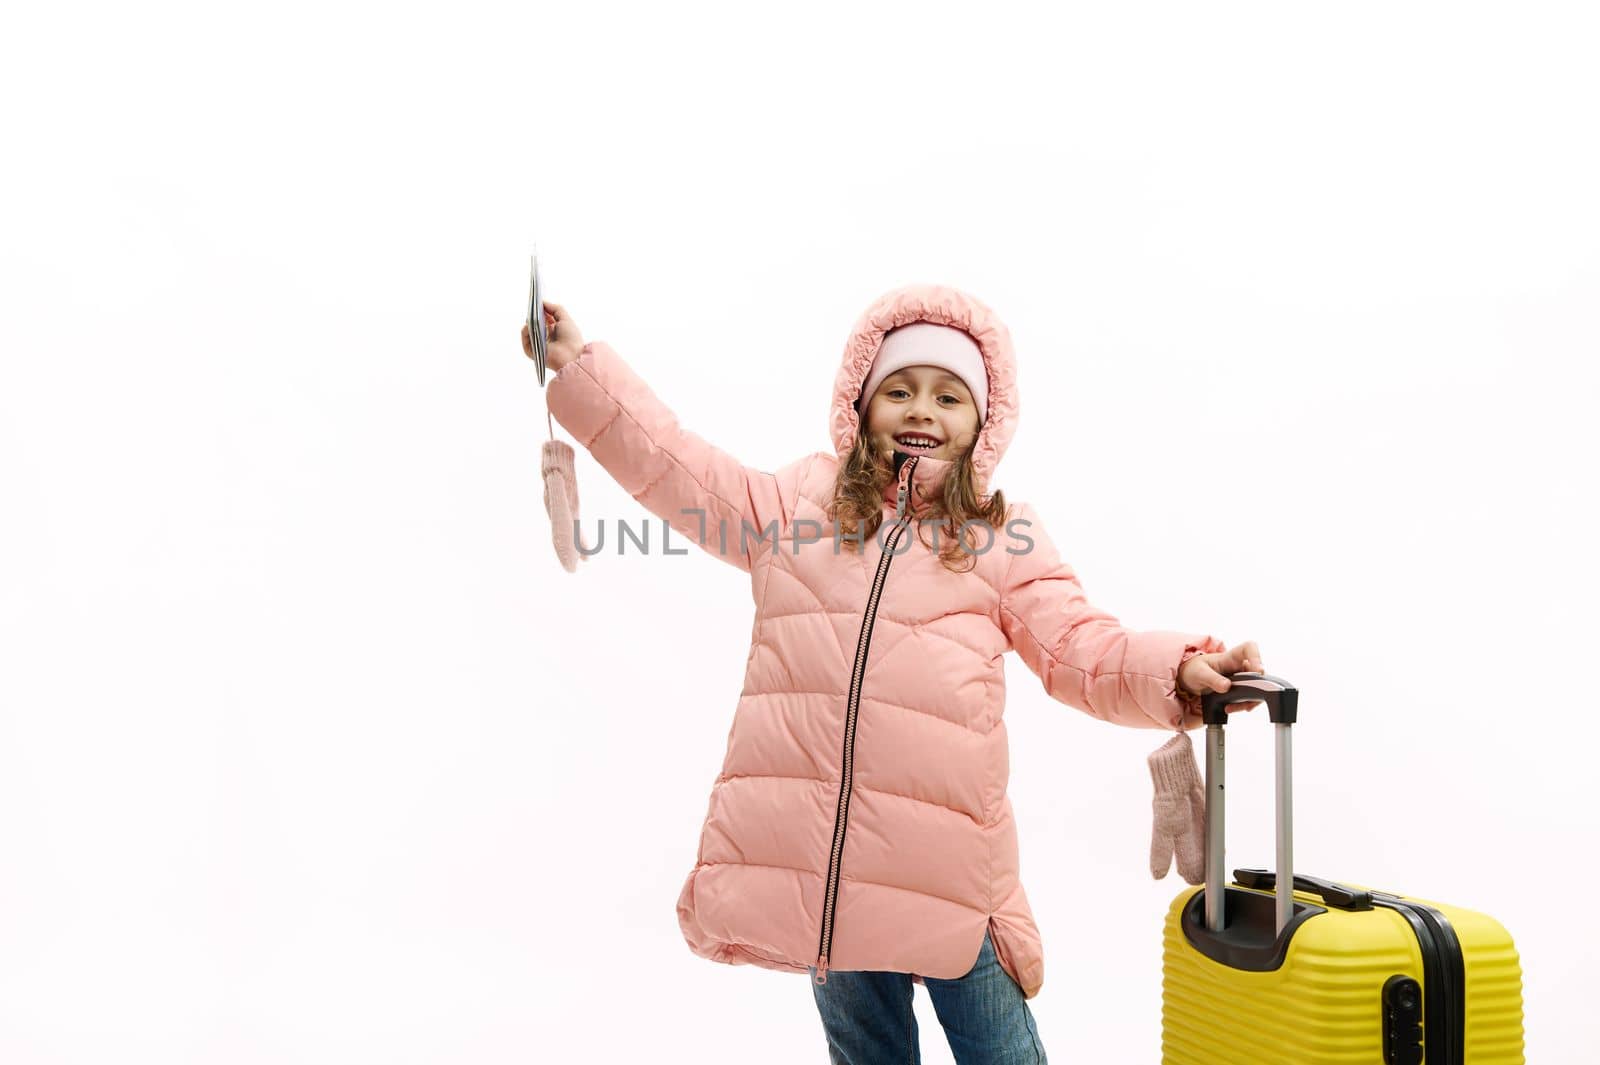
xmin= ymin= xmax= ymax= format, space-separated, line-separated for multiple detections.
xmin=521 ymin=301 xmax=585 ymax=374
xmin=1177 ymin=640 xmax=1265 ymax=713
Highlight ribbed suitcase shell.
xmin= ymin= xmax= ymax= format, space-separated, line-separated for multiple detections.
xmin=1161 ymin=880 xmax=1525 ymax=1064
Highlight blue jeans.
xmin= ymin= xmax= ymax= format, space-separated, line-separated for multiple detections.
xmin=808 ymin=929 xmax=1049 ymax=1064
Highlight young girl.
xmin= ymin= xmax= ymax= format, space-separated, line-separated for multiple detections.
xmin=523 ymin=283 xmax=1263 ymax=1064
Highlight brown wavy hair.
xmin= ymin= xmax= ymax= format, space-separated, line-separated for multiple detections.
xmin=828 ymin=429 xmax=1009 ymax=574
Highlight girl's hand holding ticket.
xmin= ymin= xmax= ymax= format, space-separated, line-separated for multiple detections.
xmin=521 ymin=301 xmax=584 ymax=374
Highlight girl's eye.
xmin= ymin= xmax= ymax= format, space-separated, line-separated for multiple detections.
xmin=938 ymin=395 xmax=960 ymax=405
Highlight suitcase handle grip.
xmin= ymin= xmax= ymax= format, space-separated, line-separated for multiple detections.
xmin=1232 ymin=868 xmax=1374 ymax=911
xmin=1201 ymin=671 xmax=1299 ymax=725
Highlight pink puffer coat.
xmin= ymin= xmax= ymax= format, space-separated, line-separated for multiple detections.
xmin=544 ymin=283 xmax=1224 ymax=999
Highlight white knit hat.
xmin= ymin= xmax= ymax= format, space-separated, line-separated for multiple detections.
xmin=856 ymin=322 xmax=989 ymax=424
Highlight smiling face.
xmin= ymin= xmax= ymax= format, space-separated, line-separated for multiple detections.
xmin=862 ymin=364 xmax=982 ymax=463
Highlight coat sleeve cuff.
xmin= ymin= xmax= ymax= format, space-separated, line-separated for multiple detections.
xmin=1164 ymin=638 xmax=1226 ymax=729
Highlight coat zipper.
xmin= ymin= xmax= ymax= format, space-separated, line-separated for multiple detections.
xmin=814 ymin=453 xmax=918 ymax=986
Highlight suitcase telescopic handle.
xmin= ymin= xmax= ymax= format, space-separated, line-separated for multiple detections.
xmin=1198 ymin=672 xmax=1301 ymax=936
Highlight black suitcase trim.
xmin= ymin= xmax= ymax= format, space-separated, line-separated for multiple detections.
xmin=1178 ymin=887 xmax=1327 ymax=971
xmin=1370 ymin=893 xmax=1466 ymax=1065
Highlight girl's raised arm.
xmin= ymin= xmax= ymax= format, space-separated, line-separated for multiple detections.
xmin=997 ymin=502 xmax=1226 ymax=731
xmin=544 ymin=340 xmax=809 ymax=573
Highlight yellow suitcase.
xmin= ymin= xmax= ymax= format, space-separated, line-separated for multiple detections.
xmin=1160 ymin=674 xmax=1525 ymax=1064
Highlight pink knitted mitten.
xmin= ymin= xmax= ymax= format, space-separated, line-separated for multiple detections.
xmin=541 ymin=439 xmax=587 ymax=572
xmin=1148 ymin=730 xmax=1207 ymax=884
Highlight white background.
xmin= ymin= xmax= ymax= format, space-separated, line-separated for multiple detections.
xmin=2 ymin=1 xmax=1595 ymax=1061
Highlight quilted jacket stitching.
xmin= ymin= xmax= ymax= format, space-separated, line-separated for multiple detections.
xmin=699 ymin=858 xmax=820 ymax=878
xmin=579 ymin=403 xmax=623 ymax=453
xmin=568 ymin=355 xmax=774 ymax=553
xmin=885 ymin=621 xmax=993 ymax=663
xmin=759 ymin=564 xmax=854 ymax=668
xmin=720 ymin=771 xmax=986 ymax=825
xmin=860 ymin=691 xmax=1000 ymax=743
xmin=631 ymin=461 xmax=672 ymax=507
xmin=995 ymin=601 xmax=1178 ymax=688
xmin=763 ymin=556 xmax=860 ymax=626
xmin=850 ymin=777 xmax=987 ymax=828
xmin=834 ymin=872 xmax=988 ymax=914
xmin=735 ymin=689 xmax=997 ymax=741
xmin=749 ymin=454 xmax=816 ymax=565
xmin=701 ymin=858 xmax=986 ymax=916
xmin=758 ymin=608 xmax=999 ymax=663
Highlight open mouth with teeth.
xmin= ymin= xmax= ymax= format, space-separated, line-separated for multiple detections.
xmin=894 ymin=433 xmax=944 ymax=452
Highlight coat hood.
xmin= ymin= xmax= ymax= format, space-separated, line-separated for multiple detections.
xmin=829 ymin=283 xmax=1019 ymax=506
